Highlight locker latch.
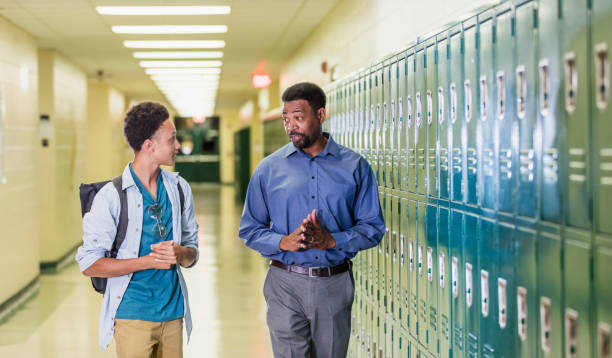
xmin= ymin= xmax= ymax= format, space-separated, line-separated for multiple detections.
xmin=438 ymin=87 xmax=445 ymax=124
xmin=497 ymin=71 xmax=506 ymax=119
xmin=450 ymin=83 xmax=457 ymax=123
xmin=595 ymin=43 xmax=609 ymax=110
xmin=452 ymin=256 xmax=458 ymax=298
xmin=540 ymin=296 xmax=552 ymax=354
xmin=566 ymin=308 xmax=579 ymax=358
xmin=481 ymin=270 xmax=489 ymax=317
xmin=416 ymin=92 xmax=423 ymax=128
xmin=427 ymin=247 xmax=433 ymax=282
xmin=464 ymin=80 xmax=472 ymax=122
xmin=409 ymin=241 xmax=414 ymax=272
xmin=599 ymin=322 xmax=611 ymax=358
xmin=498 ymin=278 xmax=507 ymax=328
xmin=400 ymin=234 xmax=405 ymax=267
xmin=539 ymin=60 xmax=550 ymax=115
xmin=564 ymin=52 xmax=578 ymax=114
xmin=516 ymin=66 xmax=526 ymax=119
xmin=427 ymin=90 xmax=433 ymax=126
xmin=517 ymin=286 xmax=528 ymax=341
xmin=465 ymin=262 xmax=473 ymax=307
xmin=418 ymin=244 xmax=423 ymax=276
xmin=480 ymin=76 xmax=488 ymax=121
xmin=439 ymin=252 xmax=445 ymax=288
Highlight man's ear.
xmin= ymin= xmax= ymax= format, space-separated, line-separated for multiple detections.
xmin=317 ymin=108 xmax=326 ymax=123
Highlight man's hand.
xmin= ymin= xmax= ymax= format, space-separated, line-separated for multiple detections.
xmin=280 ymin=218 xmax=311 ymax=251
xmin=149 ymin=240 xmax=181 ymax=267
xmin=301 ymin=209 xmax=336 ymax=250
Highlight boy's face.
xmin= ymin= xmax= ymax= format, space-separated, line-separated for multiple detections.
xmin=150 ymin=119 xmax=180 ymax=166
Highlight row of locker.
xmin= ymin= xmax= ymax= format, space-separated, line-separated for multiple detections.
xmin=322 ymin=0 xmax=612 ymax=357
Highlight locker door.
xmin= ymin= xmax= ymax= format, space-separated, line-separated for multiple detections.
xmin=515 ymin=226 xmax=538 ymax=357
xmin=563 ymin=229 xmax=592 ymax=358
xmin=374 ymin=65 xmax=382 ymax=184
xmin=561 ymin=0 xmax=591 ymax=230
xmin=366 ymin=70 xmax=373 ymax=168
xmin=417 ymin=201 xmax=428 ymax=346
xmin=407 ymin=52 xmax=417 ymax=194
xmin=382 ymin=60 xmax=391 ymax=188
xmin=495 ymin=9 xmax=518 ymax=216
xmin=463 ymin=212 xmax=480 ymax=357
xmin=426 ymin=40 xmax=438 ymax=199
xmin=351 ymin=80 xmax=357 ymax=151
xmin=449 ymin=27 xmax=465 ymax=203
xmin=479 ymin=216 xmax=498 ymax=357
xmin=389 ymin=60 xmax=398 ymax=190
xmin=516 ymin=2 xmax=539 ymax=219
xmin=538 ymin=0 xmax=563 ymax=224
xmin=382 ymin=190 xmax=390 ymax=312
xmin=438 ymin=36 xmax=451 ymax=201
xmin=393 ymin=192 xmax=402 ymax=322
xmin=497 ymin=222 xmax=517 ymax=357
xmin=375 ymin=187 xmax=383 ymax=305
xmin=409 ymin=199 xmax=418 ymax=338
xmin=401 ymin=196 xmax=410 ymax=331
xmin=450 ymin=209 xmax=465 ymax=356
xmin=438 ymin=207 xmax=452 ymax=358
xmin=537 ymin=230 xmax=563 ymax=358
xmin=426 ymin=203 xmax=439 ymax=354
xmin=359 ymin=71 xmax=367 ymax=158
xmin=385 ymin=189 xmax=394 ymax=314
xmin=399 ymin=54 xmax=409 ymax=192
xmin=463 ymin=20 xmax=479 ymax=207
xmin=479 ymin=16 xmax=497 ymax=211
xmin=415 ymin=44 xmax=428 ymax=196
xmin=595 ymin=237 xmax=612 ymax=358
xmin=592 ymin=0 xmax=612 ymax=234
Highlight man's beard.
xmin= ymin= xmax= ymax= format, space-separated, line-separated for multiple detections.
xmin=288 ymin=131 xmax=317 ymax=149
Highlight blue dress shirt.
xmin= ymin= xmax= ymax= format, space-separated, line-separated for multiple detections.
xmin=239 ymin=133 xmax=385 ymax=267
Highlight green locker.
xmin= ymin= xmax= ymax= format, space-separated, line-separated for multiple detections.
xmin=450 ymin=209 xmax=465 ymax=356
xmin=372 ymin=65 xmax=380 ymax=181
xmin=393 ymin=191 xmax=402 ymax=322
xmin=464 ymin=213 xmax=479 ymax=357
xmin=426 ymin=39 xmax=439 ymax=199
xmin=479 ymin=14 xmax=497 ymax=211
xmin=537 ymin=230 xmax=563 ymax=358
xmin=478 ymin=216 xmax=498 ymax=357
xmin=399 ymin=53 xmax=409 ymax=192
xmin=382 ymin=189 xmax=389 ymax=311
xmin=383 ymin=59 xmax=392 ymax=189
xmin=409 ymin=199 xmax=418 ymax=338
xmin=408 ymin=50 xmax=417 ymax=194
xmin=515 ymin=226 xmax=538 ymax=357
xmin=449 ymin=26 xmax=464 ymax=204
xmin=417 ymin=201 xmax=428 ymax=346
xmin=415 ymin=43 xmax=427 ymax=196
xmin=438 ymin=207 xmax=451 ymax=358
xmin=376 ymin=64 xmax=384 ymax=188
xmin=385 ymin=189 xmax=393 ymax=313
xmin=538 ymin=0 xmax=564 ymax=224
xmin=365 ymin=70 xmax=373 ymax=168
xmin=463 ymin=19 xmax=479 ymax=207
xmin=359 ymin=71 xmax=367 ymax=158
xmin=497 ymin=222 xmax=517 ymax=357
xmin=437 ymin=35 xmax=451 ymax=201
xmin=595 ymin=237 xmax=612 ymax=358
xmin=426 ymin=203 xmax=439 ymax=354
xmin=516 ymin=1 xmax=539 ymax=219
xmin=389 ymin=59 xmax=398 ymax=190
xmin=592 ymin=0 xmax=612 ymax=235
xmin=375 ymin=187 xmax=383 ymax=304
xmin=348 ymin=81 xmax=355 ymax=150
xmin=400 ymin=196 xmax=411 ymax=331
xmin=563 ymin=229 xmax=592 ymax=358
xmin=561 ymin=0 xmax=591 ymax=230
xmin=495 ymin=8 xmax=517 ymax=217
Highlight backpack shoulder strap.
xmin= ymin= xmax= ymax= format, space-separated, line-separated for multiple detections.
xmin=110 ymin=176 xmax=128 ymax=258
xmin=177 ymin=181 xmax=185 ymax=215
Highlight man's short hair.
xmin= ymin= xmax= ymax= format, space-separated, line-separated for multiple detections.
xmin=281 ymin=82 xmax=326 ymax=112
xmin=123 ymin=102 xmax=169 ymax=151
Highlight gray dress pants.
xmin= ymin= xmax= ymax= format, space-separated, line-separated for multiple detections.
xmin=263 ymin=264 xmax=355 ymax=358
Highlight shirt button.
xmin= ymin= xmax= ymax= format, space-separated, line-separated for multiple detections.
xmin=116 ymin=296 xmax=121 ymax=300
xmin=135 ymin=228 xmax=139 ymax=232
xmin=137 ymin=203 xmax=141 ymax=208
xmin=315 ymin=256 xmax=319 ymax=259
xmin=310 ymin=158 xmax=314 ymax=162
xmin=312 ymin=176 xmax=315 ymax=179
xmin=311 ymin=195 xmax=315 ymax=199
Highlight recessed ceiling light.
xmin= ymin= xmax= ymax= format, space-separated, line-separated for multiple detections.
xmin=96 ymin=6 xmax=231 ymax=16
xmin=133 ymin=51 xmax=223 ymax=59
xmin=124 ymin=40 xmax=225 ymax=49
xmin=145 ymin=68 xmax=222 ymax=75
xmin=113 ymin=25 xmax=227 ymax=34
xmin=140 ymin=60 xmax=222 ymax=68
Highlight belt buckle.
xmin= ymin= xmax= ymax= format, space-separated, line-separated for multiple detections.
xmin=308 ymin=266 xmax=331 ymax=277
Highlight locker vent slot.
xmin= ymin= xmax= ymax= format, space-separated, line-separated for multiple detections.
xmin=595 ymin=43 xmax=609 ymax=110
xmin=517 ymin=65 xmax=527 ymax=119
xmin=564 ymin=52 xmax=578 ymax=114
xmin=497 ymin=71 xmax=506 ymax=119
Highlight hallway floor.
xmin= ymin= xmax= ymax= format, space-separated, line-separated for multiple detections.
xmin=0 ymin=184 xmax=273 ymax=358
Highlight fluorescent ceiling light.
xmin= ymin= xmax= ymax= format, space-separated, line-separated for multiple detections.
xmin=113 ymin=25 xmax=227 ymax=34
xmin=133 ymin=51 xmax=223 ymax=59
xmin=124 ymin=40 xmax=225 ymax=49
xmin=145 ymin=68 xmax=222 ymax=75
xmin=140 ymin=60 xmax=222 ymax=68
xmin=96 ymin=6 xmax=231 ymax=15
xmin=150 ymin=74 xmax=220 ymax=81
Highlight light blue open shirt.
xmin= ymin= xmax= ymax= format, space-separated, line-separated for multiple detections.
xmin=75 ymin=164 xmax=199 ymax=350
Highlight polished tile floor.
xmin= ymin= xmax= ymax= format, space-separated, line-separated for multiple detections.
xmin=0 ymin=184 xmax=273 ymax=358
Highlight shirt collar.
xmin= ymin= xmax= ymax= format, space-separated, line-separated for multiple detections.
xmin=283 ymin=132 xmax=340 ymax=159
xmin=121 ymin=162 xmax=178 ymax=190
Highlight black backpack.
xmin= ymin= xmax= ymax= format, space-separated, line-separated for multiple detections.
xmin=79 ymin=176 xmax=184 ymax=294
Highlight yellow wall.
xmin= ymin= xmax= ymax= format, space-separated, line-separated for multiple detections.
xmin=38 ymin=49 xmax=88 ymax=264
xmin=0 ymin=16 xmax=40 ymax=303
xmin=280 ymin=0 xmax=496 ymax=90
xmin=219 ymin=108 xmax=247 ymax=184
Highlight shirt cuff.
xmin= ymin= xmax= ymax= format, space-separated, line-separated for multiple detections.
xmin=331 ymin=231 xmax=352 ymax=252
xmin=266 ymin=233 xmax=284 ymax=255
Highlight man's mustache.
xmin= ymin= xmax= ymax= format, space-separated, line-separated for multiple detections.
xmin=288 ymin=131 xmax=305 ymax=137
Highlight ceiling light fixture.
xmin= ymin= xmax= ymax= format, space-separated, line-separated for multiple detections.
xmin=124 ymin=40 xmax=225 ymax=49
xmin=133 ymin=51 xmax=223 ymax=59
xmin=140 ymin=60 xmax=222 ymax=68
xmin=145 ymin=68 xmax=221 ymax=75
xmin=113 ymin=25 xmax=227 ymax=34
xmin=96 ymin=6 xmax=231 ymax=16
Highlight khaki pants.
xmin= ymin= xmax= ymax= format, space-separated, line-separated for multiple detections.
xmin=114 ymin=318 xmax=183 ymax=358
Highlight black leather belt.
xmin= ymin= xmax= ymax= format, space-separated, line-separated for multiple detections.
xmin=270 ymin=260 xmax=351 ymax=278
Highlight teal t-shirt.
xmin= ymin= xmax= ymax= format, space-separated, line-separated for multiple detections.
xmin=115 ymin=165 xmax=184 ymax=321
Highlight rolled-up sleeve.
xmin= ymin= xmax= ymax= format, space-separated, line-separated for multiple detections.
xmin=179 ymin=178 xmax=199 ymax=268
xmin=75 ymin=184 xmax=119 ymax=272
xmin=332 ymin=159 xmax=385 ymax=253
xmin=238 ymin=167 xmax=284 ymax=257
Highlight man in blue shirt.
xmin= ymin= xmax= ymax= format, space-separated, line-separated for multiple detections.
xmin=76 ymin=102 xmax=199 ymax=357
xmin=239 ymin=82 xmax=385 ymax=358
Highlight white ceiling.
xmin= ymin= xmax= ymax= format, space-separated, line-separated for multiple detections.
xmin=0 ymin=0 xmax=339 ymax=112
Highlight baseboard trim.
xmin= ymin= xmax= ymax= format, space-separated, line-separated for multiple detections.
xmin=40 ymin=243 xmax=80 ymax=274
xmin=0 ymin=276 xmax=39 ymax=323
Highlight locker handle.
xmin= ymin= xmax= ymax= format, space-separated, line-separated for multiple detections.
xmin=497 ymin=71 xmax=506 ymax=120
xmin=481 ymin=270 xmax=489 ymax=317
xmin=427 ymin=90 xmax=433 ymax=125
xmin=540 ymin=297 xmax=552 ymax=354
xmin=450 ymin=83 xmax=457 ymax=123
xmin=438 ymin=87 xmax=445 ymax=124
xmin=427 ymin=247 xmax=433 ymax=282
xmin=406 ymin=95 xmax=413 ymax=128
xmin=416 ymin=92 xmax=423 ymax=128
xmin=516 ymin=66 xmax=527 ymax=119
xmin=595 ymin=43 xmax=609 ymax=110
xmin=465 ymin=262 xmax=473 ymax=307
xmin=464 ymin=80 xmax=472 ymax=122
xmin=400 ymin=234 xmax=405 ymax=267
xmin=392 ymin=231 xmax=397 ymax=262
xmin=599 ymin=322 xmax=611 ymax=358
xmin=398 ymin=97 xmax=404 ymax=123
xmin=480 ymin=76 xmax=488 ymax=121
xmin=566 ymin=308 xmax=579 ymax=358
xmin=564 ymin=52 xmax=578 ymax=114
xmin=517 ymin=286 xmax=527 ymax=341
xmin=452 ymin=256 xmax=459 ymax=298
xmin=439 ymin=252 xmax=445 ymax=288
